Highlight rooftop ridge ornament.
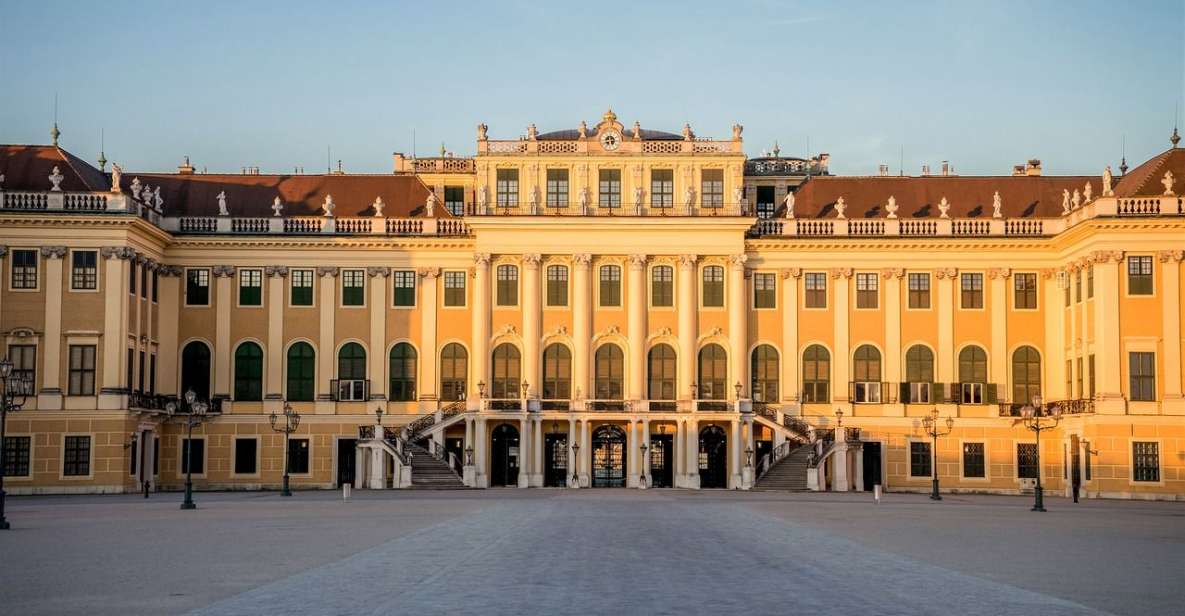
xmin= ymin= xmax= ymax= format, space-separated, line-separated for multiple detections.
xmin=1171 ymin=126 xmax=1180 ymax=148
xmin=272 ymin=197 xmax=284 ymax=217
xmin=372 ymin=196 xmax=384 ymax=217
xmin=216 ymin=191 xmax=228 ymax=216
xmin=938 ymin=197 xmax=950 ymax=219
xmin=885 ymin=195 xmax=898 ymax=219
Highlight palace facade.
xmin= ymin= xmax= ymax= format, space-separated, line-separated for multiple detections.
xmin=1 ymin=110 xmax=1183 ymax=499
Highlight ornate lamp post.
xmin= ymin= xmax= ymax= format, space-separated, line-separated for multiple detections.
xmin=477 ymin=381 xmax=486 ymax=399
xmin=921 ymin=409 xmax=954 ymax=501
xmin=1020 ymin=395 xmax=1061 ymax=512
xmin=734 ymin=381 xmax=743 ymax=400
xmin=0 ymin=356 xmax=32 ymax=530
xmin=571 ymin=441 xmax=580 ymax=487
xmin=834 ymin=408 xmax=844 ymax=428
xmin=639 ymin=441 xmax=648 ymax=487
xmin=270 ymin=402 xmax=302 ymax=497
xmin=166 ymin=389 xmax=209 ymax=511
xmin=374 ymin=406 xmax=384 ymax=428
xmin=520 ymin=380 xmax=529 ymax=399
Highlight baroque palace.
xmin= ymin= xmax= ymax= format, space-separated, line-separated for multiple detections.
xmin=1 ymin=109 xmax=1183 ymax=500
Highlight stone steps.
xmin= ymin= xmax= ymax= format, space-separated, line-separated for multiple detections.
xmin=406 ymin=443 xmax=467 ymax=489
xmin=754 ymin=446 xmax=811 ymax=491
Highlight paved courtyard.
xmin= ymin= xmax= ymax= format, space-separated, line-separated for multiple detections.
xmin=0 ymin=489 xmax=1181 ymax=615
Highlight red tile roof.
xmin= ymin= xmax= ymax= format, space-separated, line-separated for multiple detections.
xmin=1113 ymin=147 xmax=1184 ymax=197
xmin=0 ymin=145 xmax=110 ymax=192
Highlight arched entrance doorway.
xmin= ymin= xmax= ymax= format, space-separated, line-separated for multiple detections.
xmin=489 ymin=423 xmax=520 ymax=487
xmin=699 ymin=425 xmax=727 ymax=488
xmin=592 ymin=425 xmax=626 ymax=487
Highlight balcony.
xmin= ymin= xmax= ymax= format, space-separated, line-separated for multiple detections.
xmin=998 ymin=398 xmax=1095 ymax=417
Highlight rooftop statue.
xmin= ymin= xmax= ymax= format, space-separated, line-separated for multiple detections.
xmin=427 ymin=190 xmax=438 ymax=217
xmin=885 ymin=195 xmax=898 ymax=219
xmin=1102 ymin=166 xmax=1114 ymax=196
xmin=783 ymin=191 xmax=795 ymax=219
xmin=835 ymin=196 xmax=846 ymax=219
xmin=110 ymin=163 xmax=122 ymax=193
xmin=322 ymin=194 xmax=335 ymax=217
xmin=1164 ymin=171 xmax=1176 ymax=195
xmin=937 ymin=197 xmax=949 ymax=219
xmin=992 ymin=191 xmax=1002 ymax=218
xmin=477 ymin=123 xmax=488 ymax=141
xmin=1062 ymin=189 xmax=1071 ymax=214
xmin=1083 ymin=182 xmax=1093 ymax=202
xmin=273 ymin=197 xmax=284 ymax=217
xmin=1071 ymin=189 xmax=1081 ymax=209
xmin=372 ymin=197 xmax=384 ymax=217
xmin=49 ymin=166 xmax=64 ymax=191
xmin=217 ymin=191 xmax=228 ymax=216
xmin=131 ymin=177 xmax=141 ymax=199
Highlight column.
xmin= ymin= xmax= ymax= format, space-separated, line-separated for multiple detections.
xmin=1043 ymin=268 xmax=1066 ymax=402
xmin=685 ymin=418 xmax=700 ymax=489
xmin=741 ymin=417 xmax=755 ymax=489
xmin=39 ymin=246 xmax=66 ymax=408
xmin=883 ymin=269 xmax=903 ymax=414
xmin=472 ymin=254 xmax=491 ymax=404
xmin=626 ymin=420 xmax=637 ymax=488
xmin=522 ymin=254 xmax=542 ymax=398
xmin=572 ymin=254 xmax=592 ymax=403
xmin=782 ymin=269 xmax=801 ymax=404
xmin=677 ymin=255 xmax=698 ymax=403
xmin=674 ymin=418 xmax=684 ymax=485
xmin=157 ymin=266 xmax=181 ymax=395
xmin=533 ymin=416 xmax=544 ymax=487
xmin=265 ymin=266 xmax=286 ymax=409
xmin=475 ymin=416 xmax=488 ymax=487
xmin=936 ymin=268 xmax=956 ymax=384
xmin=580 ymin=418 xmax=591 ymax=487
xmin=518 ymin=417 xmax=531 ymax=488
xmin=1091 ymin=253 xmax=1122 ymax=411
xmin=831 ymin=268 xmax=852 ymax=402
xmin=367 ymin=267 xmax=389 ymax=401
xmin=989 ymin=268 xmax=1010 ymax=404
xmin=213 ymin=265 xmax=234 ymax=398
xmin=627 ymin=255 xmax=648 ymax=402
xmin=728 ymin=255 xmax=748 ymax=398
xmin=419 ymin=268 xmax=440 ymax=401
xmin=1160 ymin=252 xmax=1184 ymax=410
xmin=316 ymin=267 xmax=338 ymax=410
xmin=729 ymin=418 xmax=741 ymax=488
xmin=100 ymin=248 xmax=129 ymax=398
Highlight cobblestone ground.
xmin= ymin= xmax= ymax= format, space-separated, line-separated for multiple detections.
xmin=1 ymin=490 xmax=1180 ymax=615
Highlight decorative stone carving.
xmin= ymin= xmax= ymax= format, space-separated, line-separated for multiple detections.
xmin=992 ymin=192 xmax=1003 ymax=218
xmin=828 ymin=267 xmax=853 ymax=279
xmin=1083 ymin=182 xmax=1093 ymax=202
xmin=40 ymin=245 xmax=67 ymax=259
xmin=366 ymin=266 xmax=391 ymax=278
xmin=881 ymin=268 xmax=904 ymax=279
xmin=733 ymin=187 xmax=745 ymax=209
xmin=683 ymin=186 xmax=696 ymax=210
xmin=417 ymin=267 xmax=441 ymax=279
xmin=628 ymin=254 xmax=647 ymax=269
xmin=321 ymin=194 xmax=335 ymax=217
xmin=781 ymin=267 xmax=802 ymax=279
xmin=705 ymin=326 xmax=723 ymax=337
xmin=579 ymin=186 xmax=591 ymax=214
xmin=548 ymin=325 xmax=569 ymax=337
xmin=783 ymin=191 xmax=795 ymax=219
xmin=1039 ymin=268 xmax=1058 ymax=279
xmin=264 ymin=265 xmax=289 ymax=278
xmin=1071 ymin=189 xmax=1081 ymax=209
xmin=598 ymin=325 xmax=621 ymax=338
xmin=834 ymin=197 xmax=846 ymax=219
xmin=477 ymin=123 xmax=488 ymax=141
xmin=212 ymin=265 xmax=236 ymax=278
xmin=526 ymin=186 xmax=538 ymax=214
xmin=1062 ymin=189 xmax=1071 ymax=215
xmin=987 ymin=267 xmax=1011 ymax=279
xmin=934 ymin=268 xmax=958 ymax=280
xmin=100 ymin=246 xmax=122 ymax=260
xmin=216 ymin=191 xmax=229 ymax=216
xmin=316 ymin=266 xmax=340 ymax=278
xmin=682 ymin=123 xmax=693 ymax=141
xmin=1163 ymin=171 xmax=1176 ymax=196
xmin=473 ymin=253 xmax=492 ymax=267
xmin=651 ymin=326 xmax=671 ymax=338
xmin=937 ymin=197 xmax=950 ymax=219
xmin=1157 ymin=250 xmax=1185 ymax=263
xmin=272 ymin=197 xmax=284 ymax=217
xmin=677 ymin=254 xmax=698 ymax=268
xmin=131 ymin=177 xmax=142 ymax=200
xmin=153 ymin=187 xmax=163 ymax=209
xmin=426 ymin=191 xmax=438 ymax=217
xmin=578 ymin=121 xmax=588 ymax=139
xmin=48 ymin=166 xmax=64 ymax=191
xmin=572 ymin=253 xmax=592 ymax=267
xmin=497 ymin=324 xmax=517 ymax=336
xmin=1102 ymin=166 xmax=1114 ymax=196
xmin=728 ymin=254 xmax=748 ymax=269
xmin=1090 ymin=250 xmax=1123 ymax=263
xmin=634 ymin=186 xmax=645 ymax=210
xmin=110 ymin=163 xmax=122 ymax=193
xmin=732 ymin=123 xmax=743 ymax=140
xmin=477 ymin=185 xmax=488 ymax=210
xmin=885 ymin=196 xmax=898 ymax=219
xmin=117 ymin=247 xmax=136 ymax=260
xmin=522 ymin=254 xmax=543 ymax=269
xmin=526 ymin=123 xmax=538 ymax=140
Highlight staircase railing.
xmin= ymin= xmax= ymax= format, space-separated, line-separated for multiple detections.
xmin=382 ymin=426 xmax=410 ymax=465
xmin=757 ymin=441 xmax=796 ymax=480
xmin=404 ymin=399 xmax=468 ymax=444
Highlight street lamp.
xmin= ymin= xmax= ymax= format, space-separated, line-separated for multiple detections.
xmin=0 ymin=356 xmax=32 ymax=530
xmin=167 ymin=389 xmax=209 ymax=511
xmin=639 ymin=441 xmax=649 ymax=486
xmin=921 ymin=409 xmax=954 ymax=501
xmin=734 ymin=381 xmax=743 ymax=400
xmin=1020 ymin=395 xmax=1061 ymax=512
xmin=745 ymin=445 xmax=754 ymax=468
xmin=834 ymin=409 xmax=844 ymax=428
xmin=374 ymin=406 xmax=384 ymax=428
xmin=571 ymin=441 xmax=581 ymax=487
xmin=270 ymin=402 xmax=302 ymax=497
xmin=477 ymin=381 xmax=486 ymax=399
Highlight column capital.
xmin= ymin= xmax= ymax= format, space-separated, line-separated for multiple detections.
xmin=1157 ymin=250 xmax=1185 ymax=263
xmin=781 ymin=267 xmax=802 ymax=279
xmin=677 ymin=254 xmax=698 ymax=269
xmin=522 ymin=253 xmax=543 ymax=269
xmin=473 ymin=252 xmax=492 ymax=267
xmin=572 ymin=253 xmax=592 ymax=267
xmin=934 ymin=267 xmax=958 ymax=280
xmin=158 ymin=265 xmax=184 ymax=277
xmin=212 ymin=265 xmax=236 ymax=278
xmin=39 ymin=246 xmax=68 ymax=259
xmin=987 ymin=267 xmax=1011 ymax=280
xmin=1090 ymin=250 xmax=1124 ymax=264
xmin=316 ymin=266 xmax=340 ymax=278
xmin=366 ymin=266 xmax=391 ymax=278
xmin=0 ymin=246 xmax=7 ymax=259
xmin=627 ymin=254 xmax=648 ymax=269
xmin=264 ymin=265 xmax=289 ymax=278
xmin=1040 ymin=267 xmax=1058 ymax=279
xmin=728 ymin=254 xmax=748 ymax=269
xmin=880 ymin=268 xmax=905 ymax=280
xmin=828 ymin=267 xmax=853 ymax=279
xmin=417 ymin=267 xmax=441 ymax=279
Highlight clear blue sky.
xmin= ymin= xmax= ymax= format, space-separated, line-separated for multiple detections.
xmin=2 ymin=0 xmax=1182 ymax=176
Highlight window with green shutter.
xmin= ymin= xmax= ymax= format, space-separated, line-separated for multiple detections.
xmin=392 ymin=270 xmax=416 ymax=307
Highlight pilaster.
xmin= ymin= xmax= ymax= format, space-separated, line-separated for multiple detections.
xmin=367 ymin=266 xmax=390 ymax=401
xmin=522 ymin=254 xmax=542 ymax=398
xmin=99 ymin=247 xmax=129 ymax=403
xmin=781 ymin=268 xmax=801 ymax=404
xmin=677 ymin=254 xmax=698 ymax=402
xmin=989 ymin=268 xmax=1010 ymax=401
xmin=1159 ymin=251 xmax=1184 ymax=411
xmin=471 ymin=254 xmax=491 ymax=405
xmin=157 ymin=266 xmax=182 ymax=395
xmin=830 ymin=268 xmax=852 ymax=402
xmin=728 ymin=255 xmax=748 ymax=397
xmin=1090 ymin=252 xmax=1124 ymax=412
xmin=882 ymin=268 xmax=903 ymax=415
xmin=316 ymin=266 xmax=338 ymax=411
xmin=212 ymin=265 xmax=234 ymax=398
xmin=1042 ymin=268 xmax=1066 ymax=403
xmin=572 ymin=254 xmax=592 ymax=403
xmin=264 ymin=266 xmax=287 ymax=409
xmin=419 ymin=267 xmax=440 ymax=401
xmin=627 ymin=254 xmax=647 ymax=402
xmin=935 ymin=268 xmax=956 ymax=383
xmin=38 ymin=246 xmax=66 ymax=408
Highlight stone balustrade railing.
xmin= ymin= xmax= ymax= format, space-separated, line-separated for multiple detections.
xmin=161 ymin=216 xmax=470 ymax=236
xmin=479 ymin=138 xmax=743 ymax=155
xmin=469 ymin=202 xmax=749 ymax=217
xmin=0 ymin=190 xmax=161 ymax=224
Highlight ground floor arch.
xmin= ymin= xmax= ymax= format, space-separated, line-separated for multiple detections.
xmin=699 ymin=424 xmax=727 ymax=488
xmin=490 ymin=423 xmax=520 ymax=487
xmin=591 ymin=424 xmax=627 ymax=487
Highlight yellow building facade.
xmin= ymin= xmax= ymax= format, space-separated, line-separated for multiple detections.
xmin=1 ymin=112 xmax=1183 ymax=500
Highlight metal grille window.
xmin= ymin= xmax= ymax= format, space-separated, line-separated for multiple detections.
xmin=71 ymin=250 xmax=97 ymax=290
xmin=129 ymin=259 xmax=137 ymax=295
xmin=802 ymin=345 xmax=830 ymax=403
xmin=152 ymin=270 xmax=158 ymax=302
xmin=702 ymin=266 xmax=724 ymax=307
xmin=496 ymin=169 xmax=519 ymax=207
xmin=910 ymin=442 xmax=931 ymax=477
xmin=701 ymin=169 xmax=724 ymax=208
xmin=1014 ymin=273 xmax=1037 ymax=309
xmin=285 ymin=342 xmax=315 ymax=402
xmin=960 ymin=273 xmax=984 ymax=309
xmin=341 ymin=270 xmax=365 ymax=306
xmin=651 ymin=266 xmax=673 ymax=307
xmin=11 ymin=249 xmax=38 ymax=289
xmin=1129 ymin=351 xmax=1156 ymax=401
xmin=598 ymin=169 xmax=621 ymax=208
xmin=651 ymin=169 xmax=673 ymax=208
xmin=750 ymin=345 xmax=779 ymax=403
xmin=805 ymin=272 xmax=827 ymax=308
xmin=753 ymin=273 xmax=776 ymax=308
xmin=496 ymin=264 xmax=518 ymax=306
xmin=3 ymin=436 xmax=31 ymax=477
xmin=440 ymin=343 xmax=468 ymax=402
xmin=1127 ymin=256 xmax=1153 ymax=295
xmin=1017 ymin=443 xmax=1038 ymax=479
xmin=290 ymin=269 xmax=313 ymax=306
xmin=392 ymin=270 xmax=416 ymax=307
xmin=1011 ymin=346 xmax=1041 ymax=406
xmin=963 ymin=442 xmax=985 ymax=478
xmin=63 ymin=435 xmax=91 ymax=476
xmin=546 ymin=169 xmax=569 ymax=208
xmin=444 ymin=186 xmax=465 ymax=216
xmin=907 ymin=273 xmax=930 ymax=309
xmin=388 ymin=343 xmax=417 ymax=402
xmin=186 ymin=269 xmax=210 ymax=306
xmin=287 ymin=438 xmax=310 ymax=474
xmin=599 ymin=265 xmax=621 ymax=307
xmin=68 ymin=345 xmax=96 ymax=396
xmin=140 ymin=263 xmax=148 ymax=299
xmin=542 ymin=344 xmax=571 ymax=400
xmin=856 ymin=273 xmax=878 ymax=309
xmin=444 ymin=271 xmax=466 ymax=307
xmin=234 ymin=438 xmax=257 ymax=475
xmin=546 ymin=265 xmax=568 ymax=307
xmin=9 ymin=345 xmax=36 ymax=396
xmin=238 ymin=269 xmax=262 ymax=306
xmin=1132 ymin=442 xmax=1160 ymax=482
xmin=233 ymin=342 xmax=263 ymax=401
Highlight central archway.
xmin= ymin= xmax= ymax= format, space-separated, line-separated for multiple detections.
xmin=489 ymin=423 xmax=520 ymax=487
xmin=699 ymin=425 xmax=728 ymax=489
xmin=591 ymin=424 xmax=626 ymax=488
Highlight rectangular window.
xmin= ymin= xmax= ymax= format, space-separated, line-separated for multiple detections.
xmin=599 ymin=265 xmax=621 ymax=307
xmin=1017 ymin=443 xmax=1038 ymax=479
xmin=960 ymin=273 xmax=983 ymax=309
xmin=1065 ymin=359 xmax=1073 ymax=400
xmin=701 ymin=169 xmax=724 ymax=208
xmin=181 ymin=438 xmax=205 ymax=475
xmin=496 ymin=265 xmax=518 ymax=306
xmin=962 ymin=442 xmax=985 ymax=478
xmin=9 ymin=345 xmax=36 ymax=396
xmin=805 ymin=272 xmax=827 ymax=308
xmin=1129 ymin=351 xmax=1156 ymax=401
xmin=11 ymin=249 xmax=38 ymax=289
xmin=138 ymin=350 xmax=146 ymax=393
xmin=233 ymin=438 xmax=258 ymax=475
xmin=150 ymin=354 xmax=157 ymax=395
xmin=545 ymin=169 xmax=569 ymax=208
xmin=126 ymin=348 xmax=134 ymax=392
xmin=702 ymin=266 xmax=724 ymax=307
xmin=129 ymin=437 xmax=137 ymax=475
xmin=63 ymin=435 xmax=91 ymax=476
xmin=1088 ymin=354 xmax=1095 ymax=398
xmin=1086 ymin=266 xmax=1094 ymax=298
xmin=598 ymin=169 xmax=621 ymax=208
xmin=290 ymin=269 xmax=314 ymax=306
xmin=185 ymin=268 xmax=210 ymax=306
xmin=1064 ymin=282 xmax=1070 ymax=307
xmin=1132 ymin=442 xmax=1160 ymax=482
xmin=140 ymin=263 xmax=148 ymax=299
xmin=342 ymin=270 xmax=365 ymax=306
xmin=238 ymin=269 xmax=262 ymax=306
xmin=128 ymin=259 xmax=137 ymax=295
xmin=855 ymin=273 xmax=878 ymax=309
xmin=546 ymin=265 xmax=568 ymax=307
xmin=651 ymin=266 xmax=673 ymax=307
xmin=3 ymin=436 xmax=31 ymax=477
xmin=651 ymin=169 xmax=674 ymax=208
xmin=753 ymin=273 xmax=776 ymax=309
xmin=496 ymin=169 xmax=518 ymax=207
xmin=444 ymin=186 xmax=465 ymax=216
xmin=1074 ymin=270 xmax=1082 ymax=303
xmin=1076 ymin=357 xmax=1084 ymax=400
xmin=392 ymin=270 xmax=416 ymax=307
xmin=152 ymin=269 xmax=158 ymax=302
xmin=444 ymin=271 xmax=466 ymax=307
xmin=288 ymin=438 xmax=310 ymax=474
xmin=1127 ymin=256 xmax=1153 ymax=295
xmin=68 ymin=345 xmax=96 ymax=396
xmin=1014 ymin=273 xmax=1037 ymax=309
xmin=910 ymin=442 xmax=931 ymax=477
xmin=907 ymin=273 xmax=930 ymax=309
xmin=70 ymin=250 xmax=98 ymax=290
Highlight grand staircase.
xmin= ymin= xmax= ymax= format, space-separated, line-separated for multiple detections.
xmin=405 ymin=443 xmax=467 ymax=489
xmin=754 ymin=445 xmax=811 ymax=491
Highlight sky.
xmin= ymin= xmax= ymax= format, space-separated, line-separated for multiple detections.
xmin=1 ymin=0 xmax=1183 ymax=176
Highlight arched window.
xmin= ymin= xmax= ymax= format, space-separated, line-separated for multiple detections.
xmin=594 ymin=344 xmax=625 ymax=400
xmin=852 ymin=345 xmax=883 ymax=403
xmin=959 ymin=345 xmax=989 ymax=404
xmin=904 ymin=345 xmax=934 ymax=404
xmin=286 ymin=342 xmax=315 ymax=402
xmin=440 ymin=343 xmax=468 ymax=401
xmin=1012 ymin=346 xmax=1041 ymax=406
xmin=702 ymin=266 xmax=725 ymax=307
xmin=697 ymin=344 xmax=727 ymax=400
xmin=750 ymin=345 xmax=779 ymax=403
xmin=647 ymin=344 xmax=677 ymax=403
xmin=233 ymin=342 xmax=263 ymax=401
xmin=180 ymin=341 xmax=211 ymax=401
xmin=542 ymin=344 xmax=571 ymax=400
xmin=336 ymin=342 xmax=367 ymax=401
xmin=802 ymin=345 xmax=830 ymax=403
xmin=491 ymin=343 xmax=521 ymax=399
xmin=389 ymin=343 xmax=417 ymax=402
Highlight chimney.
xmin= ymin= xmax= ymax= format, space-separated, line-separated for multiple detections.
xmin=921 ymin=164 xmax=931 ymax=176
xmin=818 ymin=153 xmax=830 ymax=173
xmin=1012 ymin=164 xmax=1026 ymax=176
xmin=177 ymin=156 xmax=195 ymax=175
xmin=878 ymin=164 xmax=889 ymax=176
xmin=1025 ymin=159 xmax=1042 ymax=176
xmin=393 ymin=152 xmax=409 ymax=173
xmin=940 ymin=161 xmax=950 ymax=176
